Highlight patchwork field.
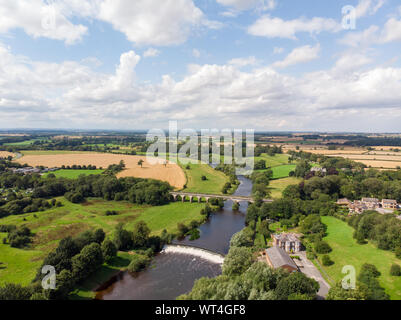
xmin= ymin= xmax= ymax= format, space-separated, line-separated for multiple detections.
xmin=320 ymin=216 xmax=401 ymax=300
xmin=16 ymin=152 xmax=186 ymax=189
xmin=0 ymin=199 xmax=205 ymax=286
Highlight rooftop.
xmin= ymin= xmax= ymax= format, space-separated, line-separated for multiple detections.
xmin=265 ymin=247 xmax=298 ymax=270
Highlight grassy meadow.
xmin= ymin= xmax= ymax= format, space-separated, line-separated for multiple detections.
xmin=181 ymin=162 xmax=230 ymax=194
xmin=42 ymin=169 xmax=104 ymax=179
xmin=319 ymin=216 xmax=401 ymax=300
xmin=0 ymin=198 xmax=205 ymax=286
xmin=268 ymin=177 xmax=302 ymax=199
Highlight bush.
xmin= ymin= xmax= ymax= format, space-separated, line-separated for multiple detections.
xmin=390 ymin=264 xmax=401 ymax=276
xmin=102 ymin=239 xmax=118 ymax=262
xmin=396 ymin=247 xmax=401 ymax=259
xmin=188 ymin=229 xmax=200 ymax=241
xmin=105 ymin=210 xmax=118 ymax=216
xmin=322 ymin=255 xmax=334 ymax=266
xmin=127 ymin=254 xmax=151 ymax=273
xmin=314 ymin=240 xmax=332 ymax=254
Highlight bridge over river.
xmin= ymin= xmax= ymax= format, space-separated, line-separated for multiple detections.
xmin=170 ymin=191 xmax=273 ymax=204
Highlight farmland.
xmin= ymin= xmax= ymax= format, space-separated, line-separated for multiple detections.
xmin=16 ymin=152 xmax=186 ymax=190
xmin=319 ymin=216 xmax=401 ymax=300
xmin=0 ymin=151 xmax=14 ymax=158
xmin=42 ymin=169 xmax=104 ymax=179
xmin=269 ymin=177 xmax=302 ymax=199
xmin=0 ymin=198 xmax=205 ymax=286
xmin=181 ymin=162 xmax=230 ymax=195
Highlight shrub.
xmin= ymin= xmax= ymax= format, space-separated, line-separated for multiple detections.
xmin=127 ymin=254 xmax=151 ymax=273
xmin=314 ymin=240 xmax=332 ymax=254
xmin=396 ymin=247 xmax=401 ymax=259
xmin=390 ymin=264 xmax=401 ymax=276
xmin=322 ymin=255 xmax=334 ymax=266
xmin=105 ymin=210 xmax=118 ymax=216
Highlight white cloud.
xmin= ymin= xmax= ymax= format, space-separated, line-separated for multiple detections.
xmin=97 ymin=0 xmax=213 ymax=46
xmin=217 ymin=0 xmax=276 ymax=11
xmin=228 ymin=56 xmax=258 ymax=67
xmin=272 ymin=44 xmax=320 ymax=68
xmin=340 ymin=18 xmax=401 ymax=47
xmin=248 ymin=15 xmax=341 ymax=39
xmin=192 ymin=49 xmax=201 ymax=58
xmin=381 ymin=18 xmax=401 ymax=43
xmin=273 ymin=47 xmax=284 ymax=54
xmin=0 ymin=0 xmax=220 ymax=47
xmin=355 ymin=0 xmax=386 ymax=18
xmin=143 ymin=48 xmax=161 ymax=58
xmin=0 ymin=0 xmax=88 ymax=44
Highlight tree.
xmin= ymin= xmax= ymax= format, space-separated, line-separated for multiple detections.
xmin=321 ymin=255 xmax=334 ymax=266
xmin=390 ymin=264 xmax=401 ymax=276
xmin=113 ymin=223 xmax=133 ymax=250
xmin=314 ymin=241 xmax=332 ymax=254
xmin=138 ymin=160 xmax=144 ymax=168
xmin=294 ymin=160 xmax=312 ymax=178
xmin=275 ymin=272 xmax=319 ymax=300
xmin=230 ymin=229 xmax=253 ymax=248
xmin=327 ymin=282 xmax=368 ymax=300
xmin=222 ymin=247 xmax=254 ymax=276
xmin=101 ymin=239 xmax=118 ymax=262
xmin=132 ymin=221 xmax=151 ymax=249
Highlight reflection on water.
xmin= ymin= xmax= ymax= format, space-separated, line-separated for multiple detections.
xmin=96 ymin=252 xmax=222 ymax=300
xmin=97 ymin=175 xmax=252 ymax=300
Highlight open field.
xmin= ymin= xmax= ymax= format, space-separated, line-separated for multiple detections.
xmin=271 ymin=165 xmax=296 ymax=179
xmin=16 ymin=152 xmax=186 ymax=189
xmin=319 ymin=216 xmax=401 ymax=299
xmin=42 ymin=169 xmax=104 ymax=179
xmin=0 ymin=198 xmax=204 ymax=286
xmin=255 ymin=153 xmax=291 ymax=167
xmin=3 ymin=139 xmax=49 ymax=146
xmin=0 ymin=151 xmax=15 ymax=158
xmin=181 ymin=162 xmax=230 ymax=194
xmin=268 ymin=177 xmax=301 ymax=199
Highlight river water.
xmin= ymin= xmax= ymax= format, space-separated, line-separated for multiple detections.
xmin=96 ymin=175 xmax=252 ymax=300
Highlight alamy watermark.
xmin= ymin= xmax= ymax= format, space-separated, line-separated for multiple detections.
xmin=41 ymin=265 xmax=56 ymax=290
xmin=41 ymin=0 xmax=57 ymax=31
xmin=342 ymin=265 xmax=356 ymax=290
xmin=342 ymin=5 xmax=357 ymax=30
xmin=146 ymin=121 xmax=254 ymax=175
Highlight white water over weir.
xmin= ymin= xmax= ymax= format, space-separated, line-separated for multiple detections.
xmin=162 ymin=245 xmax=225 ymax=265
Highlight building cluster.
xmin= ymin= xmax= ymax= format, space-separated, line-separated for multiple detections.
xmin=337 ymin=197 xmax=399 ymax=214
xmin=263 ymin=233 xmax=303 ymax=273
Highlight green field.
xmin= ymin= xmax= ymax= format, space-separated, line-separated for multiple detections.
xmin=268 ymin=177 xmax=301 ymax=199
xmin=320 ymin=216 xmax=401 ymax=300
xmin=43 ymin=169 xmax=104 ymax=179
xmin=271 ymin=165 xmax=296 ymax=179
xmin=254 ymin=153 xmax=291 ymax=167
xmin=3 ymin=139 xmax=50 ymax=146
xmin=181 ymin=162 xmax=230 ymax=194
xmin=0 ymin=198 xmax=205 ymax=286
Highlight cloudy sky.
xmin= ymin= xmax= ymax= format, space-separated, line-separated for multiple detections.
xmin=0 ymin=0 xmax=401 ymax=132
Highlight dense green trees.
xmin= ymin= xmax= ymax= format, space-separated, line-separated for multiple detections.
xmin=348 ymin=212 xmax=401 ymax=255
xmin=101 ymin=239 xmax=118 ymax=262
xmin=180 ymin=261 xmax=319 ymax=300
xmin=222 ymin=247 xmax=254 ymax=277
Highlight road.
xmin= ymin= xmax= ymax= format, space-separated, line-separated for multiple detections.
xmin=296 ymin=252 xmax=331 ymax=300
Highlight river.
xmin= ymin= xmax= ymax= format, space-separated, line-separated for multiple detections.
xmin=96 ymin=175 xmax=252 ymax=300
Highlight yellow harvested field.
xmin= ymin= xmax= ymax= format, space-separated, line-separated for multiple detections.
xmin=0 ymin=151 xmax=15 ymax=158
xmin=372 ymin=146 xmax=401 ymax=151
xmin=329 ymin=154 xmax=401 ymax=161
xmin=16 ymin=153 xmax=186 ymax=189
xmin=354 ymin=160 xmax=401 ymax=169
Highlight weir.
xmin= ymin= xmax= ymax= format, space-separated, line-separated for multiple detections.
xmin=162 ymin=245 xmax=225 ymax=265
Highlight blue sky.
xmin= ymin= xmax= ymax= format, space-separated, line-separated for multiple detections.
xmin=0 ymin=0 xmax=401 ymax=131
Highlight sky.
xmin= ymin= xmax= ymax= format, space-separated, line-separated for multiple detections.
xmin=0 ymin=0 xmax=401 ymax=132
